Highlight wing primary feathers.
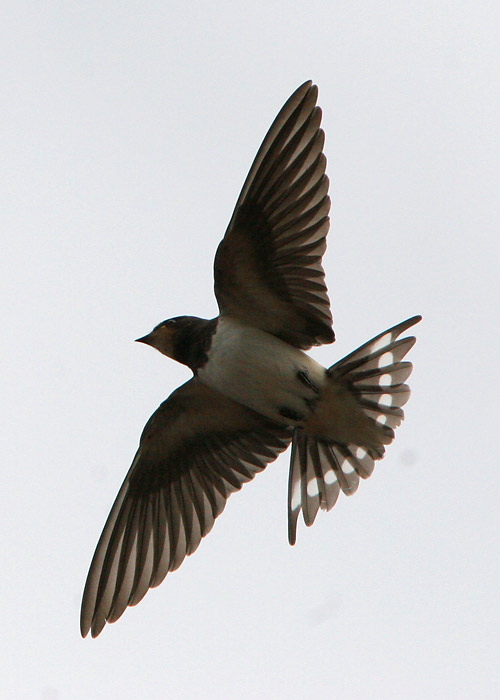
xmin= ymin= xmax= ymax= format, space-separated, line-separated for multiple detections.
xmin=263 ymin=138 xmax=324 ymax=214
xmin=180 ymin=472 xmax=203 ymax=555
xmin=174 ymin=477 xmax=194 ymax=556
xmin=151 ymin=490 xmax=170 ymax=588
xmin=167 ymin=480 xmax=186 ymax=572
xmin=214 ymin=82 xmax=334 ymax=348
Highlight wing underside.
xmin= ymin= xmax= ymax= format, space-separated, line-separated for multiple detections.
xmin=214 ymin=81 xmax=334 ymax=349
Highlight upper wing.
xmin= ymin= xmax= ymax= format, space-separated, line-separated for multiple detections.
xmin=81 ymin=378 xmax=291 ymax=638
xmin=214 ymin=81 xmax=334 ymax=350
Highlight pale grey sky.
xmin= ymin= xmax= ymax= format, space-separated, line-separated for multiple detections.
xmin=2 ymin=2 xmax=499 ymax=699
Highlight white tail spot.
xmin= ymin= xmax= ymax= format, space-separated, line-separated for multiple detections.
xmin=378 ymin=373 xmax=392 ymax=386
xmin=340 ymin=458 xmax=355 ymax=475
xmin=378 ymin=351 xmax=394 ymax=368
xmin=307 ymin=479 xmax=319 ymax=497
xmin=376 ymin=414 xmax=388 ymax=425
xmin=324 ymin=469 xmax=337 ymax=485
xmin=379 ymin=394 xmax=393 ymax=407
xmin=355 ymin=447 xmax=367 ymax=459
xmin=291 ymin=481 xmax=301 ymax=509
xmin=370 ymin=333 xmax=393 ymax=353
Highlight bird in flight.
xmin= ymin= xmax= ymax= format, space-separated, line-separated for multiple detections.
xmin=81 ymin=81 xmax=421 ymax=637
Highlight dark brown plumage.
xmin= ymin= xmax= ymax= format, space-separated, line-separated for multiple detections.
xmin=81 ymin=81 xmax=420 ymax=638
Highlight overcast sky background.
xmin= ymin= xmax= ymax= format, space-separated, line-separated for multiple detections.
xmin=2 ymin=2 xmax=499 ymax=699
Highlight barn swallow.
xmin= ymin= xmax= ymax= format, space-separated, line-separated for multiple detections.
xmin=81 ymin=81 xmax=421 ymax=637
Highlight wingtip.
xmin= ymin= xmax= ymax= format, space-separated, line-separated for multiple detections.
xmin=80 ymin=606 xmax=89 ymax=638
xmin=80 ymin=598 xmax=105 ymax=639
xmin=80 ymin=610 xmax=97 ymax=638
xmin=292 ymin=79 xmax=315 ymax=99
xmin=90 ymin=617 xmax=106 ymax=638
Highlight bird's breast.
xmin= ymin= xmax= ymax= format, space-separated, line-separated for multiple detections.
xmin=197 ymin=317 xmax=327 ymax=425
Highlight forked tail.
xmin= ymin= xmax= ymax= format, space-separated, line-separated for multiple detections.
xmin=287 ymin=315 xmax=421 ymax=544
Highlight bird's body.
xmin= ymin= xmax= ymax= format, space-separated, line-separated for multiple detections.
xmin=198 ymin=316 xmax=325 ymax=425
xmin=81 ymin=80 xmax=421 ymax=638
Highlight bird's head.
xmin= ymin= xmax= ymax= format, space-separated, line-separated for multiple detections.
xmin=136 ymin=315 xmax=216 ymax=370
xmin=136 ymin=317 xmax=180 ymax=359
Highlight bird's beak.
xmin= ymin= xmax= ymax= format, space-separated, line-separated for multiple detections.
xmin=135 ymin=332 xmax=155 ymax=346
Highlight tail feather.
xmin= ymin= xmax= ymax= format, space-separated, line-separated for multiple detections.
xmin=287 ymin=315 xmax=421 ymax=545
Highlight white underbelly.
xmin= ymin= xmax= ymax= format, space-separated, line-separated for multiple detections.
xmin=197 ymin=317 xmax=327 ymax=424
